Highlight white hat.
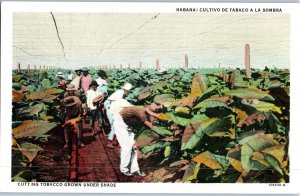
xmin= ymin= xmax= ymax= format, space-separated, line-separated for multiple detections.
xmin=122 ymin=82 xmax=132 ymax=91
xmin=56 ymin=71 xmax=64 ymax=77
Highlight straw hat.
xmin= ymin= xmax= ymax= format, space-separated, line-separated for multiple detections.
xmin=66 ymin=84 xmax=76 ymax=91
xmin=82 ymin=67 xmax=89 ymax=72
xmin=75 ymin=68 xmax=82 ymax=72
xmin=122 ymin=83 xmax=132 ymax=91
xmin=56 ymin=71 xmax=64 ymax=77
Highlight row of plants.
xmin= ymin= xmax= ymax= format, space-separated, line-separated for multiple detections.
xmin=105 ymin=67 xmax=290 ymax=183
xmin=11 ymin=66 xmax=289 ymax=183
xmin=12 ymin=70 xmax=64 ymax=181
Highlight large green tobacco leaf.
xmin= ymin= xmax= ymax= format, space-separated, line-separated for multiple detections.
xmin=181 ymin=118 xmax=231 ymax=150
xmin=26 ymin=92 xmax=57 ymax=102
xmin=41 ymin=79 xmax=52 ymax=88
xmin=17 ymin=142 xmax=42 ymax=162
xmin=192 ymin=151 xmax=229 ymax=169
xmin=241 ymin=136 xmax=286 ymax=176
xmin=240 ymin=132 xmax=280 ymax=172
xmin=136 ymin=130 xmax=159 ymax=147
xmin=140 ymin=141 xmax=168 ymax=154
xmin=227 ymin=146 xmax=244 ymax=172
xmin=239 ymin=132 xmax=279 ymax=150
xmin=241 ymin=143 xmax=255 ymax=172
xmin=44 ymin=88 xmax=63 ymax=95
xmin=181 ymin=122 xmax=205 ymax=150
xmin=193 ymin=100 xmax=229 ymax=110
xmin=190 ymin=73 xmax=207 ymax=96
xmin=153 ymin=94 xmax=175 ymax=104
xmin=138 ymin=86 xmax=152 ymax=100
xmin=12 ymin=120 xmax=57 ymax=139
xmin=262 ymin=145 xmax=285 ymax=168
xmin=162 ymin=113 xmax=191 ymax=126
xmin=163 ymin=112 xmax=209 ymax=126
xmin=27 ymin=85 xmax=37 ymax=92
xmin=165 ymin=95 xmax=197 ymax=109
xmin=268 ymin=113 xmax=286 ymax=134
xmin=263 ymin=79 xmax=284 ymax=89
xmin=138 ymin=82 xmax=169 ymax=101
xmin=223 ymin=87 xmax=274 ymax=101
xmin=19 ymin=103 xmax=45 ymax=116
xmin=241 ymin=99 xmax=282 ymax=114
xmin=152 ymin=126 xmax=173 ymax=136
xmin=183 ymin=162 xmax=201 ymax=182
xmin=251 ymin=152 xmax=270 ymax=170
xmin=264 ymin=154 xmax=283 ymax=175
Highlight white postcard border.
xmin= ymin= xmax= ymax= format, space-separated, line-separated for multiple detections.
xmin=1 ymin=2 xmax=300 ymax=194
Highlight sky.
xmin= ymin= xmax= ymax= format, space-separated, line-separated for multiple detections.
xmin=13 ymin=13 xmax=290 ymax=69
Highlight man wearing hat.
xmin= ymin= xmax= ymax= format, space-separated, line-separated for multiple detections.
xmin=86 ymin=81 xmax=104 ymax=136
xmin=111 ymin=100 xmax=161 ymax=177
xmin=70 ymin=68 xmax=82 ymax=91
xmin=80 ymin=67 xmax=92 ymax=95
xmin=61 ymin=96 xmax=85 ymax=148
xmin=64 ymin=84 xmax=80 ymax=98
xmin=104 ymin=82 xmax=132 ymax=148
xmin=67 ymin=70 xmax=74 ymax=83
xmin=57 ymin=71 xmax=66 ymax=90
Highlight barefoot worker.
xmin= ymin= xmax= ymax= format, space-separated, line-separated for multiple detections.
xmin=110 ymin=100 xmax=161 ymax=177
xmin=61 ymin=91 xmax=85 ymax=148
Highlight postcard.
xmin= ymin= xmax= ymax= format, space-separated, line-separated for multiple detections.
xmin=1 ymin=1 xmax=300 ymax=194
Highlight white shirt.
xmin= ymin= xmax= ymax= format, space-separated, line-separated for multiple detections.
xmin=109 ymin=99 xmax=132 ymax=115
xmin=67 ymin=74 xmax=74 ymax=81
xmin=86 ymin=89 xmax=101 ymax=110
xmin=96 ymin=77 xmax=108 ymax=87
xmin=70 ymin=76 xmax=81 ymax=90
xmin=108 ymin=89 xmax=124 ymax=101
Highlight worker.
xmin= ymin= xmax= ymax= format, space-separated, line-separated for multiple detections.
xmin=80 ymin=67 xmax=92 ymax=95
xmin=67 ymin=70 xmax=74 ymax=83
xmin=111 ymin=100 xmax=161 ymax=177
xmin=104 ymin=82 xmax=132 ymax=148
xmin=86 ymin=81 xmax=102 ymax=136
xmin=64 ymin=84 xmax=80 ymax=98
xmin=57 ymin=71 xmax=66 ymax=90
xmin=70 ymin=68 xmax=82 ymax=91
xmin=61 ymin=94 xmax=85 ymax=148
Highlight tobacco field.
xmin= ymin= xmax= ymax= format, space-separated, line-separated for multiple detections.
xmin=12 ymin=67 xmax=290 ymax=183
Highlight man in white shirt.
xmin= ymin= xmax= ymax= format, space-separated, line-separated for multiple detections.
xmin=70 ymin=68 xmax=82 ymax=90
xmin=104 ymin=83 xmax=132 ymax=148
xmin=86 ymin=81 xmax=101 ymax=136
xmin=67 ymin=70 xmax=74 ymax=82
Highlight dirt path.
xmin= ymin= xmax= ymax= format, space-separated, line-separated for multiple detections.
xmin=76 ymin=123 xmax=147 ymax=182
xmin=32 ymin=127 xmax=70 ymax=182
xmin=33 ymin=121 xmax=178 ymax=182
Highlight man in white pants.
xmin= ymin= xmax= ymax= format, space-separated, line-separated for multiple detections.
xmin=104 ymin=83 xmax=132 ymax=148
xmin=110 ymin=99 xmax=161 ymax=177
